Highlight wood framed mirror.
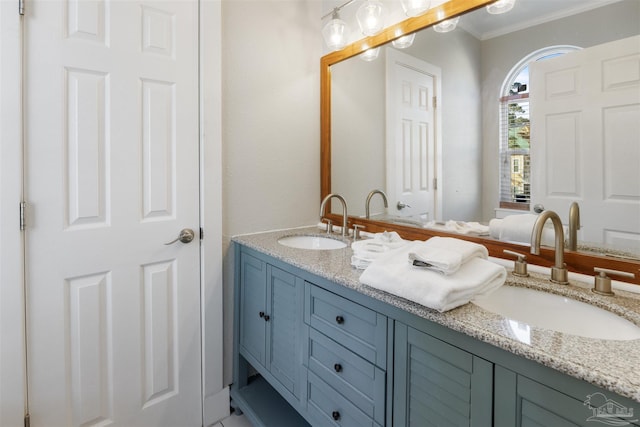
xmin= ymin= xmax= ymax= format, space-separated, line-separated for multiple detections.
xmin=320 ymin=0 xmax=640 ymax=285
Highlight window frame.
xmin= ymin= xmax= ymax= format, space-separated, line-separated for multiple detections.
xmin=498 ymin=45 xmax=582 ymax=211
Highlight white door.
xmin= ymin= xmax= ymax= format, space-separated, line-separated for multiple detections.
xmin=25 ymin=0 xmax=202 ymax=426
xmin=386 ymin=48 xmax=441 ymax=221
xmin=530 ymin=35 xmax=640 ymax=252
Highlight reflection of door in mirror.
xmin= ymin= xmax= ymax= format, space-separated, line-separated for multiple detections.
xmin=530 ymin=35 xmax=640 ymax=254
xmin=386 ymin=49 xmax=441 ymax=223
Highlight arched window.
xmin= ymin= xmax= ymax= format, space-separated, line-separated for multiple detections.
xmin=498 ymin=46 xmax=581 ymax=210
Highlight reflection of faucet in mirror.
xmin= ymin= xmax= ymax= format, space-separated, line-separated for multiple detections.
xmin=568 ymin=202 xmax=581 ymax=251
xmin=530 ymin=210 xmax=569 ymax=284
xmin=365 ymin=189 xmax=388 ymax=219
xmin=320 ymin=193 xmax=348 ymax=237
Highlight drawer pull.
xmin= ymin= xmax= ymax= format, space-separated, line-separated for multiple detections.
xmin=332 ymin=411 xmax=340 ymax=421
xmin=335 ymin=315 xmax=344 ymax=324
xmin=333 ymin=363 xmax=342 ymax=373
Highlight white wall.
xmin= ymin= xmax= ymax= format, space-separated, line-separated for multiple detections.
xmin=221 ymin=0 xmax=322 ymax=385
xmin=331 ymin=27 xmax=482 ymax=221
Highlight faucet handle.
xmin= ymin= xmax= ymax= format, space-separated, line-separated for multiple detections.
xmin=321 ymin=218 xmax=333 ymax=234
xmin=592 ymin=267 xmax=635 ymax=296
xmin=353 ymin=224 xmax=365 ymax=241
xmin=503 ymin=250 xmax=529 ymax=277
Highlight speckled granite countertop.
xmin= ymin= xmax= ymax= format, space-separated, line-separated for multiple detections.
xmin=233 ymin=226 xmax=640 ymax=402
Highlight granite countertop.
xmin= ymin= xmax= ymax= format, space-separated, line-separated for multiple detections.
xmin=233 ymin=226 xmax=640 ymax=402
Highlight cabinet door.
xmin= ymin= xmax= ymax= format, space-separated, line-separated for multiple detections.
xmin=393 ymin=323 xmax=493 ymax=427
xmin=239 ymin=252 xmax=267 ymax=367
xmin=494 ymin=366 xmax=640 ymax=427
xmin=266 ymin=265 xmax=304 ymax=398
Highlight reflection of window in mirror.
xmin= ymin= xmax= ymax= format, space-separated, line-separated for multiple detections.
xmin=498 ymin=46 xmax=581 ymax=211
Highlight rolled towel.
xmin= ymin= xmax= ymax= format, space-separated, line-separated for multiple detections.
xmin=359 ymin=241 xmax=506 ymax=312
xmin=408 ymin=247 xmax=462 ymax=275
xmin=490 ymin=214 xmax=562 ymax=246
xmin=489 ymin=218 xmax=502 ymax=239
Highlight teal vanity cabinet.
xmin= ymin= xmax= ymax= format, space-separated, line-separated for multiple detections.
xmin=493 ymin=365 xmax=640 ymax=427
xmin=234 ymin=247 xmax=309 ymax=426
xmin=392 ymin=323 xmax=493 ymax=426
xmin=304 ymin=283 xmax=388 ymax=426
xmin=232 ymin=239 xmax=640 ymax=427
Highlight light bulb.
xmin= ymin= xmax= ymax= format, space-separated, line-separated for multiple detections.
xmin=433 ymin=17 xmax=460 ymax=33
xmin=400 ymin=0 xmax=431 ymax=17
xmin=360 ymin=47 xmax=380 ymax=62
xmin=486 ymin=0 xmax=516 ymax=15
xmin=356 ymin=0 xmax=386 ymax=36
xmin=322 ymin=11 xmax=350 ymax=51
xmin=392 ymin=33 xmax=415 ymax=49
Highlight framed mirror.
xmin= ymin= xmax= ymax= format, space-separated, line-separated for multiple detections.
xmin=320 ymin=0 xmax=640 ymax=284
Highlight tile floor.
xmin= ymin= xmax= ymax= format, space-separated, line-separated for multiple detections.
xmin=211 ymin=412 xmax=254 ymax=427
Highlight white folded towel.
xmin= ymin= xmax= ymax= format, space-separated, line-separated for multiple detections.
xmin=372 ymin=231 xmax=406 ymax=248
xmin=359 ymin=241 xmax=506 ymax=312
xmin=443 ymin=220 xmax=490 ymax=236
xmin=350 ymin=232 xmax=409 ymax=270
xmin=421 ymin=236 xmax=489 ymax=263
xmin=408 ymin=247 xmax=462 ymax=275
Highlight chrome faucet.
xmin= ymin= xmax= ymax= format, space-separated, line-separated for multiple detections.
xmin=320 ymin=194 xmax=348 ymax=237
xmin=568 ymin=202 xmax=580 ymax=251
xmin=365 ymin=189 xmax=388 ymax=219
xmin=530 ymin=210 xmax=569 ymax=284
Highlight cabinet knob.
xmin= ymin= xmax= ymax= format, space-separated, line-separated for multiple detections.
xmin=335 ymin=315 xmax=344 ymax=324
xmin=332 ymin=411 xmax=340 ymax=421
xmin=264 ymin=314 xmax=270 ymax=321
xmin=333 ymin=363 xmax=342 ymax=373
xmin=259 ymin=311 xmax=264 ymax=318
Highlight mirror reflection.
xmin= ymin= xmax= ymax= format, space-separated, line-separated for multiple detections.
xmin=330 ymin=0 xmax=640 ymax=257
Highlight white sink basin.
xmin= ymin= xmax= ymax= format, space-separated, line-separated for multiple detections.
xmin=473 ymin=286 xmax=640 ymax=341
xmin=277 ymin=235 xmax=347 ymax=250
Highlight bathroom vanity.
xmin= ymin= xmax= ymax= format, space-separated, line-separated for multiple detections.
xmin=231 ymin=228 xmax=640 ymax=427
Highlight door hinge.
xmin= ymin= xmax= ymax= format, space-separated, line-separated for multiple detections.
xmin=24 ymin=413 xmax=30 ymax=427
xmin=18 ymin=0 xmax=25 ymax=15
xmin=433 ymin=96 xmax=437 ymax=109
xmin=19 ymin=201 xmax=26 ymax=230
xmin=199 ymin=227 xmax=204 ymax=240
xmin=433 ymin=178 xmax=438 ymax=190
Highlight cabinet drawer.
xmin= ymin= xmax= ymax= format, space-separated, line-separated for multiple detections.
xmin=305 ymin=283 xmax=387 ymax=368
xmin=307 ymin=370 xmax=382 ymax=427
xmin=306 ymin=328 xmax=385 ymax=425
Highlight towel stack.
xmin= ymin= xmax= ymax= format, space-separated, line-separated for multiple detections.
xmin=351 ymin=231 xmax=407 ymax=269
xmin=359 ymin=237 xmax=506 ymax=312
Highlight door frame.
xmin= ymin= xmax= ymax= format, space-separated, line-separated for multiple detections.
xmin=0 ymin=1 xmax=226 ymax=425
xmin=199 ymin=0 xmax=229 ymax=424
xmin=385 ymin=48 xmax=443 ymax=221
xmin=0 ymin=2 xmax=27 ymax=426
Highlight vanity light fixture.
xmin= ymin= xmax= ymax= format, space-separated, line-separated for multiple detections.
xmin=433 ymin=16 xmax=460 ymax=33
xmin=360 ymin=46 xmax=380 ymax=61
xmin=401 ymin=0 xmax=431 ymax=17
xmin=486 ymin=0 xmax=516 ymax=15
xmin=322 ymin=8 xmax=351 ymax=51
xmin=392 ymin=33 xmax=416 ymax=49
xmin=356 ymin=0 xmax=386 ymax=36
